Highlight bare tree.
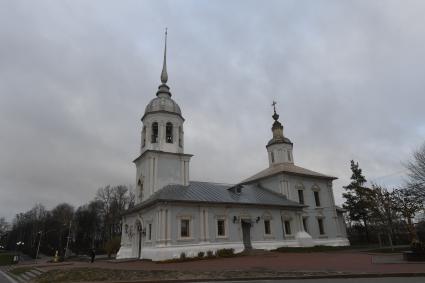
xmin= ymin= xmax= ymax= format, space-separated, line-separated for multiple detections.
xmin=393 ymin=188 xmax=423 ymax=242
xmin=0 ymin=217 xmax=9 ymax=236
xmin=406 ymin=142 xmax=425 ymax=199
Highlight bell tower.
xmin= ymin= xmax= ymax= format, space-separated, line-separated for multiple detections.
xmin=266 ymin=101 xmax=294 ymax=166
xmin=134 ymin=30 xmax=192 ymax=203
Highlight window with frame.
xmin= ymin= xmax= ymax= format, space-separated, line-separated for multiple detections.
xmin=142 ymin=126 xmax=146 ymax=147
xmin=302 ymin=217 xmax=308 ymax=232
xmin=138 ymin=179 xmax=144 ymax=200
xmin=314 ymin=191 xmax=321 ymax=207
xmin=178 ymin=126 xmax=182 ymax=147
xmin=284 ymin=220 xmax=291 ymax=235
xmin=318 ymin=218 xmax=325 ymax=235
xmin=166 ymin=122 xmax=173 ymax=143
xmin=217 ymin=219 xmax=226 ymax=237
xmin=151 ymin=122 xmax=158 ymax=143
xmin=180 ymin=219 xmax=190 ymax=238
xmin=148 ymin=223 xmax=152 ymax=240
xmin=264 ymin=220 xmax=271 ymax=235
xmin=298 ymin=189 xmax=304 ymax=204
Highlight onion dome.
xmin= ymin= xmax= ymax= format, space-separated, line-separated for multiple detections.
xmin=267 ymin=101 xmax=292 ymax=146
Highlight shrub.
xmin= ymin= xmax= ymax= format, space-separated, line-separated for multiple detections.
xmin=197 ymin=251 xmax=205 ymax=258
xmin=216 ymin=248 xmax=234 ymax=257
xmin=180 ymin=252 xmax=186 ymax=260
xmin=0 ymin=253 xmax=14 ymax=266
xmin=411 ymin=240 xmax=425 ymax=253
xmin=104 ymin=237 xmax=121 ymax=258
xmin=206 ymin=250 xmax=214 ymax=258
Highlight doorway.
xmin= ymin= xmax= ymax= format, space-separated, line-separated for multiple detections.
xmin=241 ymin=220 xmax=252 ymax=250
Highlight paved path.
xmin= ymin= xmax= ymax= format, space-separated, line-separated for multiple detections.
xmin=207 ymin=278 xmax=425 ymax=283
xmin=0 ymin=270 xmax=15 ymax=283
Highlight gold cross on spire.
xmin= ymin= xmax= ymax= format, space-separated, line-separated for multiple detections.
xmin=272 ymin=100 xmax=277 ymax=113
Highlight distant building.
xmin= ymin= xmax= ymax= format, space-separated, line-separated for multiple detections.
xmin=117 ymin=34 xmax=349 ymax=261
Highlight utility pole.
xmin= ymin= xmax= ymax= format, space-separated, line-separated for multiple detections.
xmin=64 ymin=222 xmax=72 ymax=259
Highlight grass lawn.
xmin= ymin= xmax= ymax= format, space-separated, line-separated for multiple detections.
xmin=35 ymin=267 xmax=342 ymax=283
xmin=274 ymin=245 xmax=353 ymax=253
xmin=366 ymin=246 xmax=410 ymax=253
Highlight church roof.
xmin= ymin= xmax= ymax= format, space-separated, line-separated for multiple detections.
xmin=241 ymin=163 xmax=337 ymax=184
xmin=123 ymin=181 xmax=303 ymax=215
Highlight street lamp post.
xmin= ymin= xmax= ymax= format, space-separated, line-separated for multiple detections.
xmin=35 ymin=231 xmax=42 ymax=264
xmin=64 ymin=222 xmax=72 ymax=259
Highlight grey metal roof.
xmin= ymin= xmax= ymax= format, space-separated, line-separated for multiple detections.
xmin=241 ymin=163 xmax=337 ymax=184
xmin=124 ymin=181 xmax=303 ymax=215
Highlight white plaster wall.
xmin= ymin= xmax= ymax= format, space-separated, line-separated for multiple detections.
xmin=256 ymin=174 xmax=347 ymax=241
xmin=267 ymin=143 xmax=294 ymax=165
xmin=141 ymin=112 xmax=184 ymax=154
xmin=118 ymin=202 xmax=348 ymax=261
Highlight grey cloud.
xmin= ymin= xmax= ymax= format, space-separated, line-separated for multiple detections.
xmin=1 ymin=0 xmax=424 ymax=220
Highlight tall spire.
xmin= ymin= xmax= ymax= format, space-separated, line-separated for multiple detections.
xmin=156 ymin=28 xmax=171 ymax=97
xmin=160 ymin=28 xmax=168 ymax=84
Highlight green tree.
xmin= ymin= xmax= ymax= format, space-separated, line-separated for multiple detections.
xmin=343 ymin=160 xmax=374 ymax=242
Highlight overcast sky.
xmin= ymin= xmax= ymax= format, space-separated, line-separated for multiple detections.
xmin=1 ymin=0 xmax=424 ymax=221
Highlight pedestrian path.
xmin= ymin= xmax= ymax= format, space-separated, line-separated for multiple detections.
xmin=0 ymin=266 xmax=44 ymax=283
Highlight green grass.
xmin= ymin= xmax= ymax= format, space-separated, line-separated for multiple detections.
xmin=35 ymin=267 xmax=345 ymax=283
xmin=365 ymin=246 xmax=410 ymax=253
xmin=274 ymin=245 xmax=352 ymax=253
xmin=0 ymin=253 xmax=14 ymax=266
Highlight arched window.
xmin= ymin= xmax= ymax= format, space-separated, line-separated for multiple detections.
xmin=271 ymin=151 xmax=275 ymax=163
xmin=151 ymin=122 xmax=158 ymax=143
xmin=178 ymin=126 xmax=183 ymax=147
xmin=142 ymin=126 xmax=146 ymax=147
xmin=138 ymin=179 xmax=144 ymax=200
xmin=166 ymin=122 xmax=173 ymax=143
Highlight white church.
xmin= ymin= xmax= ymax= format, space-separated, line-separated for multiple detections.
xmin=117 ymin=34 xmax=349 ymax=261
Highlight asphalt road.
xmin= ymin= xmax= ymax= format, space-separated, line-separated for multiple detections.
xmin=205 ymin=277 xmax=425 ymax=283
xmin=0 ymin=271 xmax=14 ymax=283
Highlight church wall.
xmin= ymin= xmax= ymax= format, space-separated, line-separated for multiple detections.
xmin=117 ymin=200 xmax=348 ymax=261
xmin=255 ymin=174 xmax=343 ymax=241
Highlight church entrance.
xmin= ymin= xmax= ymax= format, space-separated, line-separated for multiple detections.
xmin=241 ymin=220 xmax=252 ymax=250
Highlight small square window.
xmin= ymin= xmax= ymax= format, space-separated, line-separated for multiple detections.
xmin=217 ymin=219 xmax=226 ymax=237
xmin=180 ymin=219 xmax=190 ymax=238
xmin=264 ymin=220 xmax=271 ymax=235
xmin=284 ymin=220 xmax=291 ymax=235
